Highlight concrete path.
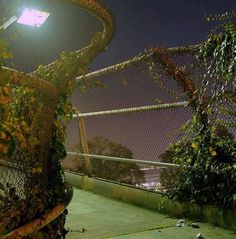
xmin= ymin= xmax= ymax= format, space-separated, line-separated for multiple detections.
xmin=66 ymin=188 xmax=236 ymax=239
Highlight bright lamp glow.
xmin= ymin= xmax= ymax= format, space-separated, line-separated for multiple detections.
xmin=17 ymin=8 xmax=50 ymax=27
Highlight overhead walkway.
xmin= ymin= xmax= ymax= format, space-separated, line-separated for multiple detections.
xmin=66 ymin=188 xmax=236 ymax=239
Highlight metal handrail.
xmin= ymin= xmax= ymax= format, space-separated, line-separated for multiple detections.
xmin=72 ymin=101 xmax=189 ymax=118
xmin=67 ymin=151 xmax=181 ymax=168
xmin=75 ymin=44 xmax=198 ymax=82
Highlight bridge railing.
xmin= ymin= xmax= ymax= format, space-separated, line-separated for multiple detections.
xmin=65 ymin=151 xmax=182 ymax=192
xmin=63 ymin=100 xmax=191 ymax=192
xmin=64 ymin=46 xmax=235 ymax=196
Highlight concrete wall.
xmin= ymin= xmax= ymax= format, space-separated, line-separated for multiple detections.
xmin=65 ymin=171 xmax=236 ymax=231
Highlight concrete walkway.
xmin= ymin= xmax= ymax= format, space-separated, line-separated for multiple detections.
xmin=66 ymin=188 xmax=236 ymax=239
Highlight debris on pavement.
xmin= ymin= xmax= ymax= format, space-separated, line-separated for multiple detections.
xmin=196 ymin=232 xmax=205 ymax=239
xmin=191 ymin=223 xmax=200 ymax=228
xmin=176 ymin=219 xmax=185 ymax=227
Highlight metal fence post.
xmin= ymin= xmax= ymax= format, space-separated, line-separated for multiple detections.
xmin=76 ymin=110 xmax=92 ymax=176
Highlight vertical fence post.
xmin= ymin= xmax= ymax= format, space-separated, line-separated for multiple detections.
xmin=76 ymin=110 xmax=92 ymax=176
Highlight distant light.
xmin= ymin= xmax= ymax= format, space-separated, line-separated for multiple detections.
xmin=17 ymin=8 xmax=50 ymax=27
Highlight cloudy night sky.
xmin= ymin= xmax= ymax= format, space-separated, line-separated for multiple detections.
xmin=3 ymin=0 xmax=236 ymax=160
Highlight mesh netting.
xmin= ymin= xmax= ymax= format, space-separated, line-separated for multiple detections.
xmin=0 ymin=158 xmax=26 ymax=200
xmin=65 ymin=46 xmax=235 ymax=191
xmin=0 ymin=155 xmax=28 ymax=232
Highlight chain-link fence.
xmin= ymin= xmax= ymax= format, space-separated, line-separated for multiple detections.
xmin=0 ymin=155 xmax=28 ymax=233
xmin=64 ymin=46 xmax=236 ymax=192
xmin=0 ymin=159 xmax=26 ymax=200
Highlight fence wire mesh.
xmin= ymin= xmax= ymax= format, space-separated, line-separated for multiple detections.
xmin=0 ymin=140 xmax=40 ymax=233
xmin=65 ymin=46 xmax=235 ymax=191
xmin=0 ymin=159 xmax=26 ymax=201
xmin=0 ymin=155 xmax=28 ymax=232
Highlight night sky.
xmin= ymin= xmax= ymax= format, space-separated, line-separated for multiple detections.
xmin=3 ymin=0 xmax=236 ymax=160
xmin=90 ymin=0 xmax=236 ymax=70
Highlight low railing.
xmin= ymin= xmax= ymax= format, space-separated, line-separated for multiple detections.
xmin=65 ymin=151 xmax=182 ymax=192
xmin=67 ymin=151 xmax=181 ymax=168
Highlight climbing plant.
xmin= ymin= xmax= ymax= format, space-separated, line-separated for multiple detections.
xmin=161 ymin=16 xmax=236 ymax=208
xmin=0 ymin=0 xmax=114 ymax=238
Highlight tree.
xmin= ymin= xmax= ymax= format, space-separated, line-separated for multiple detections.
xmin=67 ymin=136 xmax=145 ymax=185
xmin=159 ymin=144 xmax=181 ymax=192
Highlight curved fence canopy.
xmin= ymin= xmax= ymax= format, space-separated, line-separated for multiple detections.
xmin=0 ymin=0 xmax=114 ymax=238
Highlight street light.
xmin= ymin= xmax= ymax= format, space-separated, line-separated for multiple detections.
xmin=17 ymin=8 xmax=50 ymax=27
xmin=0 ymin=8 xmax=50 ymax=30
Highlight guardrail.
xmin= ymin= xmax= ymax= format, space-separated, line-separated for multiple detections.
xmin=65 ymin=151 xmax=184 ymax=192
xmin=72 ymin=101 xmax=189 ymax=118
xmin=66 ymin=151 xmax=181 ymax=169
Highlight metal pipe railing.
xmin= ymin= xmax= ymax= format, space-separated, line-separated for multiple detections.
xmin=75 ymin=44 xmax=198 ymax=82
xmin=66 ymin=151 xmax=181 ymax=168
xmin=72 ymin=101 xmax=189 ymax=118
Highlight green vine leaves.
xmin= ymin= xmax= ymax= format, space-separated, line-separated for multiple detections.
xmin=198 ymin=22 xmax=236 ymax=83
xmin=160 ymin=18 xmax=236 ymax=208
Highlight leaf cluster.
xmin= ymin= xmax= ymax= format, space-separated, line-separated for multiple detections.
xmin=161 ymin=132 xmax=236 ymax=208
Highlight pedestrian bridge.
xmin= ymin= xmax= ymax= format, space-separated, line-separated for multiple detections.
xmin=64 ymin=172 xmax=236 ymax=239
xmin=65 ymin=174 xmax=236 ymax=239
xmin=0 ymin=0 xmax=235 ymax=236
